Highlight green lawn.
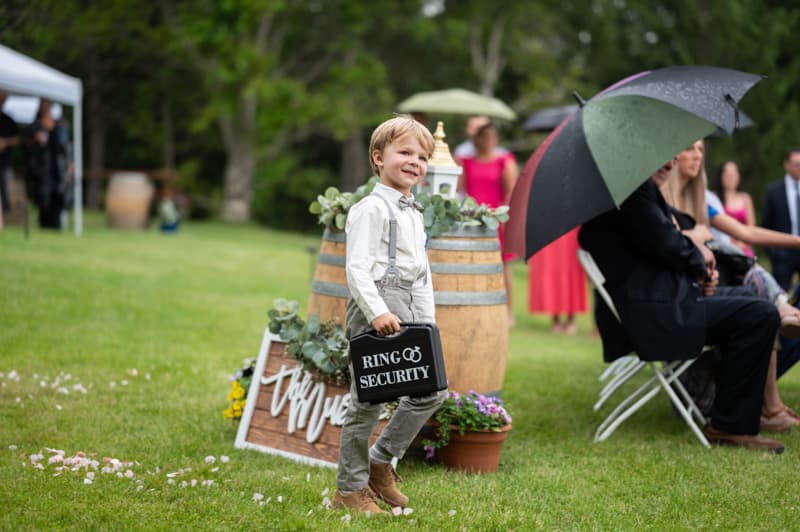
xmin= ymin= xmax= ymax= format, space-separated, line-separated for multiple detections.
xmin=2 ymin=213 xmax=800 ymax=530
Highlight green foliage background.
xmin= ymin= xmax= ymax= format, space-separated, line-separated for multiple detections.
xmin=1 ymin=0 xmax=798 ymax=227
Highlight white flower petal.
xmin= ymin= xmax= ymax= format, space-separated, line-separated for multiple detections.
xmin=83 ymin=478 xmax=92 ymax=484
xmin=204 ymin=456 xmax=215 ymax=464
xmin=392 ymin=507 xmax=402 ymax=516
xmin=220 ymin=455 xmax=229 ymax=463
xmin=448 ymin=510 xmax=457 ymax=517
xmin=403 ymin=508 xmax=413 ymax=515
xmin=253 ymin=492 xmax=264 ymax=502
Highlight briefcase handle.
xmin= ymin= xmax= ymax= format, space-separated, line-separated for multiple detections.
xmin=358 ymin=322 xmax=433 ymax=340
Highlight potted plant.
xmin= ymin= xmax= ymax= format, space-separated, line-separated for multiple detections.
xmin=422 ymin=390 xmax=513 ymax=474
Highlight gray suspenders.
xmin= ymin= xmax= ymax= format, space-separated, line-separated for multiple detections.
xmin=372 ymin=193 xmax=428 ymax=290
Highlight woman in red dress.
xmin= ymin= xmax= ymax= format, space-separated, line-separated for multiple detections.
xmin=527 ymin=228 xmax=587 ymax=334
xmin=458 ymin=122 xmax=518 ymax=325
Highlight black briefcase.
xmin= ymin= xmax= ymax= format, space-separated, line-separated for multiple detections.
xmin=349 ymin=323 xmax=448 ymax=404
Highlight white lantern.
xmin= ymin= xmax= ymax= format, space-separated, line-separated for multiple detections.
xmin=418 ymin=121 xmax=461 ymax=199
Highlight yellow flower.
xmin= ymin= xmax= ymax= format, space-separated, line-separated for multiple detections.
xmin=232 ymin=386 xmax=245 ymax=400
xmin=222 ymin=407 xmax=234 ymax=419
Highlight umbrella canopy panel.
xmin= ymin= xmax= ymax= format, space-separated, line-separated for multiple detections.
xmin=396 ymin=88 xmax=517 ymax=121
xmin=582 ymin=96 xmax=717 ymax=205
xmin=522 ymin=104 xmax=578 ymax=132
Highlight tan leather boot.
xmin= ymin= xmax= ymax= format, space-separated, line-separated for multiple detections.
xmin=332 ymin=488 xmax=389 ymax=516
xmin=368 ymin=462 xmax=408 ymax=508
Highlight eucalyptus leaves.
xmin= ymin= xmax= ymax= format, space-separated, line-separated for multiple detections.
xmin=308 ymin=178 xmax=510 ymax=237
xmin=267 ymin=299 xmax=350 ymax=387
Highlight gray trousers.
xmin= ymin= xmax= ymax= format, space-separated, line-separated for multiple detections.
xmin=336 ymin=284 xmax=447 ymax=491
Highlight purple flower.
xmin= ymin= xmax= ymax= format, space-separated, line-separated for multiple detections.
xmin=423 ymin=445 xmax=435 ymax=459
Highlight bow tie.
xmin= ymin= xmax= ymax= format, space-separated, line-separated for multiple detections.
xmin=398 ymin=196 xmax=423 ymax=211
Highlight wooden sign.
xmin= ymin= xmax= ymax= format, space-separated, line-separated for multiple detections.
xmin=235 ymin=329 xmax=387 ymax=468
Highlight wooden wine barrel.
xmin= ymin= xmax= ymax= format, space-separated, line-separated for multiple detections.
xmin=428 ymin=224 xmax=509 ymax=396
xmin=105 ymin=172 xmax=154 ymax=229
xmin=307 ymin=223 xmax=510 ymax=396
xmin=307 ymin=227 xmax=348 ymax=327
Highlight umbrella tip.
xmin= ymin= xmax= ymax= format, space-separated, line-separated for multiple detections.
xmin=572 ymin=91 xmax=587 ymax=107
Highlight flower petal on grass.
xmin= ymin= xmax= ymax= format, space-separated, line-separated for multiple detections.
xmin=253 ymin=492 xmax=264 ymax=502
xmin=204 ymin=456 xmax=216 ymax=464
xmin=448 ymin=510 xmax=456 ymax=517
xmin=220 ymin=455 xmax=230 ymax=464
xmin=392 ymin=507 xmax=402 ymax=516
xmin=403 ymin=508 xmax=413 ymax=515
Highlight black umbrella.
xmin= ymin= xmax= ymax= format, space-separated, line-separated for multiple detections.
xmin=506 ymin=66 xmax=764 ymax=260
xmin=522 ymin=104 xmax=579 ymax=132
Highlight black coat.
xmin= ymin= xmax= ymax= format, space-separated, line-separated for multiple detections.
xmin=762 ymin=179 xmax=800 ymax=264
xmin=578 ymin=179 xmax=708 ymax=362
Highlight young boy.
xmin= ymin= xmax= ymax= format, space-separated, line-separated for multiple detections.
xmin=334 ymin=116 xmax=447 ymax=515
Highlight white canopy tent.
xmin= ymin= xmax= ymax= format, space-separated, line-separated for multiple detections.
xmin=0 ymin=44 xmax=83 ymax=235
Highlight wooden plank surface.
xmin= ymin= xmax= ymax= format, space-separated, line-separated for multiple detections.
xmin=243 ymin=341 xmax=386 ymax=465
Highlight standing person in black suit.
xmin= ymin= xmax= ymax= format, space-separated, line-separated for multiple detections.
xmin=762 ymin=147 xmax=800 ymax=289
xmin=0 ymin=91 xmax=20 ymax=218
xmin=579 ymin=158 xmax=784 ymax=452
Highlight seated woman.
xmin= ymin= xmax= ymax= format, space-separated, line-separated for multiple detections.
xmin=662 ymin=139 xmax=800 ymax=430
xmin=711 ymin=160 xmax=756 ymax=256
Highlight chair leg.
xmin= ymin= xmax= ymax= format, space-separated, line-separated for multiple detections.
xmin=655 ymin=363 xmax=711 ymax=448
xmin=594 ymin=365 xmax=662 ymax=442
xmin=599 ymin=355 xmax=637 ymax=382
xmin=594 ymin=360 xmax=711 ymax=447
xmin=595 ymin=359 xmax=646 ymax=411
xmin=595 ymin=374 xmax=663 ymax=442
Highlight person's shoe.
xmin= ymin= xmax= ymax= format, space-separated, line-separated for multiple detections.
xmin=332 ymin=488 xmax=389 ymax=516
xmin=761 ymin=409 xmax=800 ymax=433
xmin=703 ymin=425 xmax=784 ymax=453
xmin=368 ymin=462 xmax=408 ymax=508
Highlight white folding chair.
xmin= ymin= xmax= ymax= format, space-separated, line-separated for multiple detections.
xmin=577 ymin=248 xmax=711 ymax=447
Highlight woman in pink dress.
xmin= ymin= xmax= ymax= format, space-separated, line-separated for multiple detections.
xmin=458 ymin=122 xmax=518 ymax=324
xmin=712 ymin=160 xmax=755 ymax=257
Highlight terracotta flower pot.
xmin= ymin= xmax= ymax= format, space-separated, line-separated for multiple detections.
xmin=437 ymin=424 xmax=512 ymax=474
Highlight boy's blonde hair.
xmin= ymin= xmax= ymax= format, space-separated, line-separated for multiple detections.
xmin=369 ymin=115 xmax=435 ymax=176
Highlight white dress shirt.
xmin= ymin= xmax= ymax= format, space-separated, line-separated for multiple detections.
xmin=784 ymin=175 xmax=800 ymax=235
xmin=345 ymin=183 xmax=434 ymax=324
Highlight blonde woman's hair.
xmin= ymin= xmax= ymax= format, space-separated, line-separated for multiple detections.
xmin=368 ymin=115 xmax=435 ymax=176
xmin=663 ymin=160 xmax=709 ymax=225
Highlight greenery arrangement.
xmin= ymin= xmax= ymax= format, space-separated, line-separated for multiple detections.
xmin=308 ymin=178 xmax=379 ymax=230
xmin=267 ymin=299 xmax=350 ymax=387
xmin=422 ymin=390 xmax=513 ymax=458
xmin=222 ymin=358 xmax=255 ymax=422
xmin=308 ymin=180 xmax=510 ymax=237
